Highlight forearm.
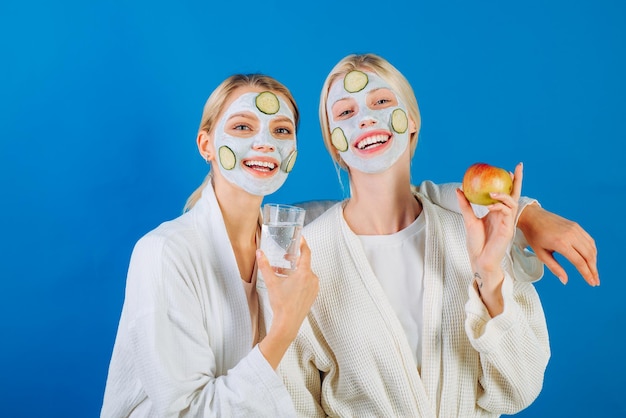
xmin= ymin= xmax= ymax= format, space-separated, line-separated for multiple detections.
xmin=129 ymin=314 xmax=295 ymax=417
xmin=259 ymin=321 xmax=298 ymax=370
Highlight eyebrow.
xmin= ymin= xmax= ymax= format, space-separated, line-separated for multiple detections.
xmin=272 ymin=116 xmax=295 ymax=125
xmin=332 ymin=97 xmax=352 ymax=106
xmin=367 ymin=87 xmax=390 ymax=94
xmin=227 ymin=112 xmax=257 ymax=121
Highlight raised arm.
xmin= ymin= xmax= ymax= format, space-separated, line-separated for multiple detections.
xmin=458 ymin=164 xmax=550 ymax=413
xmin=417 ymin=180 xmax=599 ymax=286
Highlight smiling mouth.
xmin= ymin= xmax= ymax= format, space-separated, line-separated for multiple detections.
xmin=244 ymin=159 xmax=277 ymax=172
xmin=355 ymin=134 xmax=391 ymax=150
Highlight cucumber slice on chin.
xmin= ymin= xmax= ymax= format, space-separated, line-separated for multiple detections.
xmin=255 ymin=91 xmax=280 ymax=115
xmin=331 ymin=127 xmax=349 ymax=152
xmin=391 ymin=108 xmax=408 ymax=134
xmin=343 ymin=70 xmax=369 ymax=93
xmin=218 ymin=146 xmax=236 ymax=170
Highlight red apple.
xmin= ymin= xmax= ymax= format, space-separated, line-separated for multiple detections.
xmin=462 ymin=162 xmax=513 ymax=205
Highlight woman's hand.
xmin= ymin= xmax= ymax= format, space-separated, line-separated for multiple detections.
xmin=517 ymin=203 xmax=599 ymax=286
xmin=456 ymin=163 xmax=523 ymax=316
xmin=257 ymin=237 xmax=319 ymax=369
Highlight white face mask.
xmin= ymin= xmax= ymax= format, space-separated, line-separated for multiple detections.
xmin=326 ymin=71 xmax=410 ymax=174
xmin=214 ymin=91 xmax=297 ymax=196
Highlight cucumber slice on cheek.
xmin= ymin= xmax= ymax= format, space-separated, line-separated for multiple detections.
xmin=282 ymin=150 xmax=297 ymax=173
xmin=218 ymin=145 xmax=237 ymax=170
xmin=331 ymin=127 xmax=349 ymax=152
xmin=343 ymin=70 xmax=369 ymax=93
xmin=391 ymin=108 xmax=408 ymax=134
xmin=255 ymin=91 xmax=280 ymax=115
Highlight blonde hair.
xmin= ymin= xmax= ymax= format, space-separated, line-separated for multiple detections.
xmin=183 ymin=74 xmax=300 ymax=212
xmin=319 ymin=53 xmax=421 ymax=171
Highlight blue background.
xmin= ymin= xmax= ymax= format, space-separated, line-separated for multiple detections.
xmin=1 ymin=0 xmax=624 ymax=416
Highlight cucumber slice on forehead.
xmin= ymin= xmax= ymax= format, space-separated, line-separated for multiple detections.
xmin=255 ymin=91 xmax=280 ymax=115
xmin=331 ymin=127 xmax=349 ymax=152
xmin=282 ymin=150 xmax=297 ymax=173
xmin=391 ymin=108 xmax=408 ymax=134
xmin=343 ymin=70 xmax=369 ymax=93
xmin=218 ymin=145 xmax=236 ymax=170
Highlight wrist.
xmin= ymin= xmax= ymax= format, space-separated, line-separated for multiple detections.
xmin=258 ymin=325 xmax=296 ymax=370
xmin=473 ymin=271 xmax=502 ymax=293
xmin=473 ymin=271 xmax=505 ymax=316
xmin=517 ymin=201 xmax=540 ymax=232
xmin=267 ymin=317 xmax=298 ymax=345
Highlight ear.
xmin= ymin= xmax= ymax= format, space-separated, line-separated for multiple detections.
xmin=197 ymin=130 xmax=214 ymax=162
xmin=408 ymin=117 xmax=419 ymax=135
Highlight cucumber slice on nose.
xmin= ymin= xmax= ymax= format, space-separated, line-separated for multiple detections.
xmin=255 ymin=91 xmax=280 ymax=115
xmin=343 ymin=70 xmax=369 ymax=93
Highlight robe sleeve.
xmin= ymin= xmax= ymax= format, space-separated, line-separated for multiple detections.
xmin=464 ymin=273 xmax=551 ymax=415
xmin=121 ymin=234 xmax=296 ymax=418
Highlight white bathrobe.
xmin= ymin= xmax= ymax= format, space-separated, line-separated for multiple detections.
xmin=101 ymin=182 xmax=296 ymax=417
xmin=273 ymin=183 xmax=550 ymax=418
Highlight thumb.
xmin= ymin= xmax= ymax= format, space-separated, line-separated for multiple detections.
xmin=456 ymin=188 xmax=476 ymax=227
xmin=296 ymin=237 xmax=311 ymax=270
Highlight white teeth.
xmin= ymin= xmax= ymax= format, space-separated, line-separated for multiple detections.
xmin=357 ymin=135 xmax=388 ymax=150
xmin=245 ymin=160 xmax=276 ymax=170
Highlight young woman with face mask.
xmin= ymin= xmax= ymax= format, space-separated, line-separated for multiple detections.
xmin=273 ymin=54 xmax=596 ymax=417
xmin=100 ymin=74 xmax=319 ymax=417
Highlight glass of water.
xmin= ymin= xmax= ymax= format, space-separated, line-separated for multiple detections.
xmin=261 ymin=203 xmax=306 ymax=276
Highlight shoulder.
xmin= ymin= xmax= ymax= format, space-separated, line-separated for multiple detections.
xmin=302 ymin=203 xmax=344 ymax=260
xmin=417 ymin=192 xmax=465 ymax=231
xmin=292 ymin=199 xmax=340 ymax=226
xmin=302 ymin=202 xmax=342 ymax=237
xmin=413 ymin=180 xmax=454 ymax=198
xmin=130 ymin=210 xmax=200 ymax=265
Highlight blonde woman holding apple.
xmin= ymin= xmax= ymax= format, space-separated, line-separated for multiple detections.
xmin=274 ymin=53 xmax=555 ymax=417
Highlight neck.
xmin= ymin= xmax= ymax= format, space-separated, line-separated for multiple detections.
xmin=213 ymin=176 xmax=262 ymax=249
xmin=343 ymin=155 xmax=421 ymax=235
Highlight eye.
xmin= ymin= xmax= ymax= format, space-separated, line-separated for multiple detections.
xmin=368 ymin=88 xmax=398 ymax=109
xmin=331 ymin=99 xmax=357 ymax=121
xmin=274 ymin=126 xmax=292 ymax=135
xmin=334 ymin=106 xmax=356 ymax=120
xmin=234 ymin=124 xmax=252 ymax=131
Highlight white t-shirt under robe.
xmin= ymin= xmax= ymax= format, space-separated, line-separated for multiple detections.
xmin=358 ymin=211 xmax=426 ymax=369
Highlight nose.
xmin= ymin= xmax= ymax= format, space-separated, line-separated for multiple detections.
xmin=253 ymin=144 xmax=276 ymax=153
xmin=360 ymin=118 xmax=377 ymax=129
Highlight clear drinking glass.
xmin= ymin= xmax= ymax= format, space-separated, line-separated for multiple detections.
xmin=260 ymin=203 xmax=306 ymax=276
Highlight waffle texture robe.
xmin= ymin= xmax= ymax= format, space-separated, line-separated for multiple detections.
xmin=101 ymin=181 xmax=296 ymax=418
xmin=272 ymin=183 xmax=550 ymax=418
